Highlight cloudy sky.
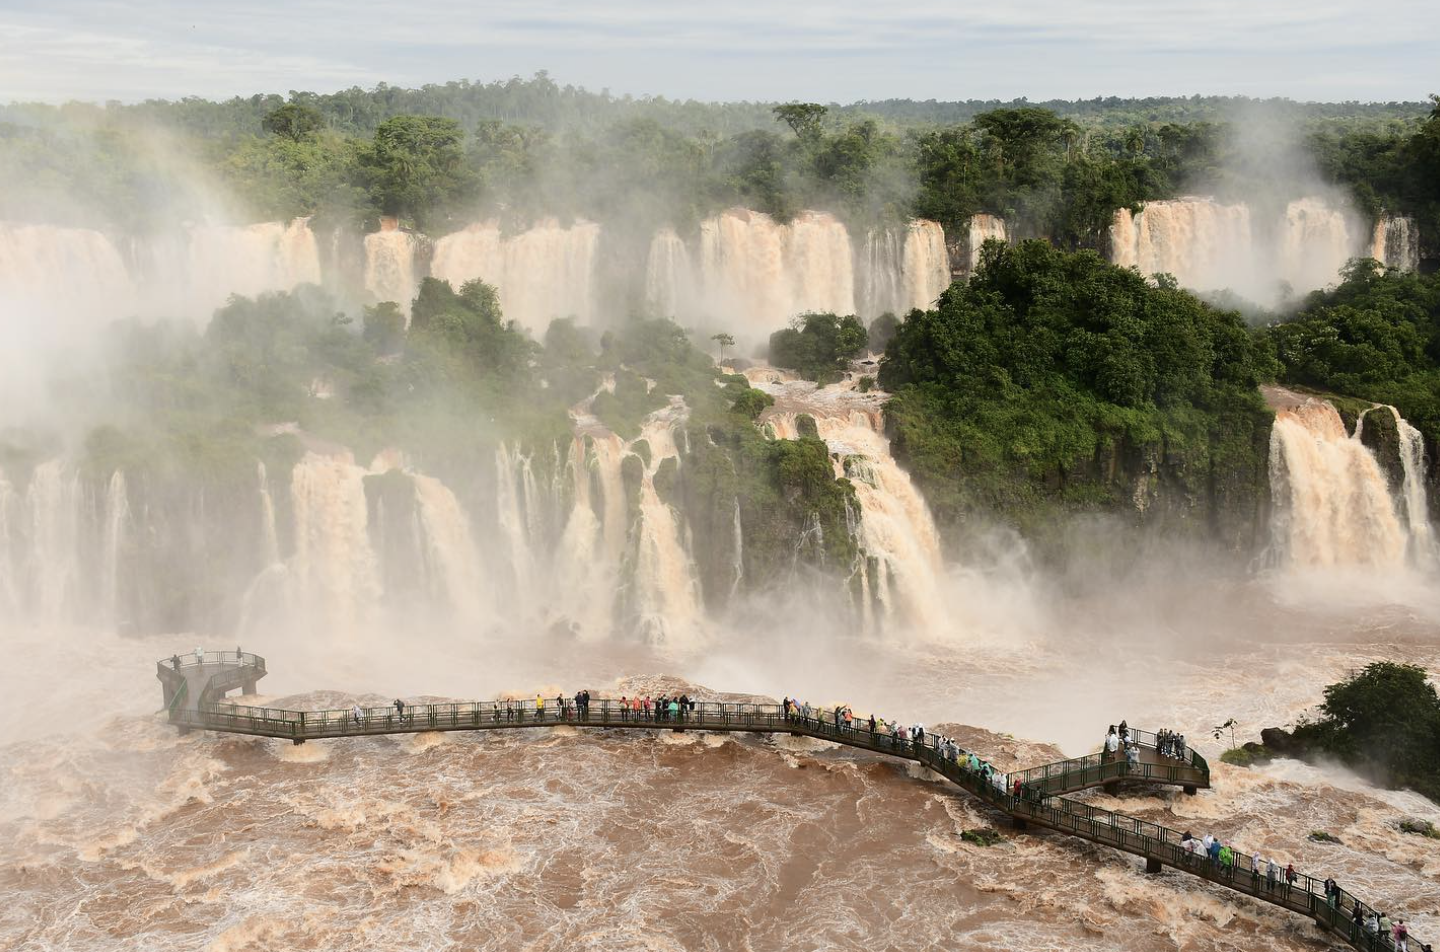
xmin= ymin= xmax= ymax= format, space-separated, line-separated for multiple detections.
xmin=0 ymin=0 xmax=1434 ymax=104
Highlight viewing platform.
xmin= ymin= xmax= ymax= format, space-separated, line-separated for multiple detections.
xmin=157 ymin=652 xmax=1419 ymax=952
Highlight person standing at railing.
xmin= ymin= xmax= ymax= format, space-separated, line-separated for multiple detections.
xmin=352 ymin=703 xmax=363 ymax=726
xmin=1284 ymin=863 xmax=1297 ymax=897
xmin=1105 ymin=726 xmax=1119 ymax=760
xmin=1219 ymin=842 xmax=1234 ymax=877
xmin=1266 ymin=858 xmax=1280 ymax=891
xmin=867 ymin=713 xmax=876 ymax=734
xmin=195 ymin=646 xmax=204 ymax=664
xmin=394 ymin=698 xmax=406 ymax=722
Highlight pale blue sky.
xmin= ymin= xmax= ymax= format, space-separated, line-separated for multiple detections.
xmin=0 ymin=0 xmax=1434 ymax=104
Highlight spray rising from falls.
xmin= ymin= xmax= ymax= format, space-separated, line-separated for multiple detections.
xmin=1267 ymin=395 xmax=1435 ymax=570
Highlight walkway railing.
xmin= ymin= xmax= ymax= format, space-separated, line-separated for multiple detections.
xmin=156 ymin=653 xmax=1420 ymax=952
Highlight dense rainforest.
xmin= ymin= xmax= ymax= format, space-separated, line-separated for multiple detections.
xmin=3 ymin=76 xmax=1438 ymax=253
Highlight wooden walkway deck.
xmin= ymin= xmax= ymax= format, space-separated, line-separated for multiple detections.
xmin=157 ymin=652 xmax=1418 ymax=951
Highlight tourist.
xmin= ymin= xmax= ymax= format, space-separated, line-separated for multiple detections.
xmin=668 ymin=698 xmax=680 ymax=720
xmin=1105 ymin=727 xmax=1119 ymax=758
xmin=1250 ymin=851 xmax=1260 ymax=881
xmin=1394 ymin=919 xmax=1409 ymax=951
xmin=1352 ymin=904 xmax=1365 ymax=938
xmin=1118 ymin=720 xmax=1128 ymax=743
xmin=1266 ymin=858 xmax=1280 ymax=891
xmin=868 ymin=713 xmax=876 ymax=733
xmin=394 ymin=698 xmax=405 ymax=721
xmin=1219 ymin=842 xmax=1234 ymax=876
xmin=235 ymin=644 xmax=242 ymax=660
xmin=1125 ymin=743 xmax=1139 ymax=773
xmin=1379 ymin=911 xmax=1393 ymax=938
xmin=1365 ymin=912 xmax=1380 ymax=937
xmin=1284 ymin=863 xmax=1297 ymax=894
xmin=1323 ymin=877 xmax=1337 ymax=909
xmin=535 ymin=694 xmax=544 ymax=717
xmin=171 ymin=654 xmax=180 ymax=670
xmin=1175 ymin=734 xmax=1186 ymax=759
xmin=352 ymin=703 xmax=363 ymax=726
xmin=194 ymin=645 xmax=204 ymax=663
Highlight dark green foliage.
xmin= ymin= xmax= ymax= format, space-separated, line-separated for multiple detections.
xmin=1291 ymin=662 xmax=1440 ymax=802
xmin=730 ymin=388 xmax=775 ymax=420
xmin=1400 ymin=819 xmax=1440 ymax=839
xmin=262 ymin=103 xmax=324 ymax=141
xmin=1267 ymin=262 xmax=1440 ymax=448
xmin=769 ymin=313 xmax=868 ymax=383
xmin=878 ymin=241 xmax=1275 ymax=542
xmin=362 ymin=301 xmax=406 ymax=355
xmin=360 ymin=115 xmax=476 ymax=228
xmin=866 ymin=313 xmax=900 ymax=353
xmin=1308 ymin=830 xmax=1342 ymax=844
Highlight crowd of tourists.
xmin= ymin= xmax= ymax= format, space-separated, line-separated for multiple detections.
xmin=779 ymin=698 xmax=1013 ymax=797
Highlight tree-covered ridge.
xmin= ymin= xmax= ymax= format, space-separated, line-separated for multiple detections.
xmin=1267 ymin=262 xmax=1440 ymax=443
xmin=877 ymin=241 xmax=1275 ymax=545
xmin=3 ymin=74 xmax=1437 ymax=250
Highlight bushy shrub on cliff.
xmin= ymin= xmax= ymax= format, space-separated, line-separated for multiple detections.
xmin=769 ymin=312 xmax=867 ymax=384
xmin=877 ymin=240 xmax=1276 ymax=541
xmin=1292 ymin=662 xmax=1440 ymax=803
xmin=1266 ymin=262 xmax=1440 ymax=443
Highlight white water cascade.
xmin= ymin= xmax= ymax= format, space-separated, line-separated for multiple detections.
xmin=100 ymin=470 xmax=129 ymax=627
xmin=24 ymin=460 xmax=81 ymax=622
xmin=1387 ymin=406 xmax=1438 ymax=567
xmin=431 ymin=219 xmax=601 ymax=333
xmin=965 ymin=214 xmax=1008 ymax=275
xmin=1268 ymin=398 xmax=1409 ymax=569
xmin=631 ymin=401 xmax=704 ymax=646
xmin=750 ymin=370 xmax=949 ymax=635
xmin=412 ymin=473 xmax=490 ymax=620
xmin=0 ymin=222 xmax=136 ymax=343
xmin=1111 ymin=197 xmax=1364 ymax=308
xmin=289 ymin=452 xmax=381 ymax=632
xmin=858 ymin=220 xmax=951 ymax=317
xmin=363 ymin=223 xmax=420 ymax=315
xmin=1371 ymin=215 xmax=1420 ymax=272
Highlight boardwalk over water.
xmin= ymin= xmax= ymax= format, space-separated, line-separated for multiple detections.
xmin=159 ymin=652 xmax=1421 ymax=951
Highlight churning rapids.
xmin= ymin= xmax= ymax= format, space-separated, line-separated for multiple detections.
xmin=3 ymin=368 xmax=1440 ymax=951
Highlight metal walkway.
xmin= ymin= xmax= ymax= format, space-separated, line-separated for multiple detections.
xmin=157 ymin=652 xmax=1418 ymax=951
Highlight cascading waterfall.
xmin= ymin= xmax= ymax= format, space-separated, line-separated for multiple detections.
xmin=644 ymin=227 xmax=694 ymax=318
xmin=495 ymin=444 xmax=540 ymax=608
xmin=25 ymin=460 xmax=81 ymax=622
xmin=430 ymin=219 xmax=601 ymax=333
xmin=1267 ymin=398 xmax=1408 ymax=568
xmin=411 ymin=473 xmax=490 ymax=620
xmin=289 ymin=452 xmax=380 ymax=632
xmin=182 ymin=219 xmax=321 ymax=313
xmin=630 ymin=400 xmax=703 ymax=646
xmin=965 ymin=214 xmax=1008 ymax=275
xmin=1110 ymin=197 xmax=1363 ymax=307
xmin=100 ymin=471 xmax=129 ymax=627
xmin=256 ymin=462 xmax=280 ymax=568
xmin=1371 ymin=215 xmax=1419 ymax=272
xmin=0 ymin=222 xmax=136 ymax=333
xmin=1387 ymin=406 xmax=1438 ymax=566
xmin=751 ymin=370 xmax=949 ymax=635
xmin=858 ymin=220 xmax=951 ymax=317
xmin=363 ymin=225 xmax=420 ymax=315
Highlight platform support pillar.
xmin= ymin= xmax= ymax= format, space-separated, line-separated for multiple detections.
xmin=1146 ymin=857 xmax=1162 ymax=874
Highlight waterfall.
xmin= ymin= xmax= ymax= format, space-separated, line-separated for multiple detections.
xmin=289 ymin=452 xmax=380 ymax=632
xmin=1111 ymin=197 xmax=1363 ymax=307
xmin=1371 ymin=216 xmax=1419 ymax=272
xmin=0 ymin=222 xmax=136 ymax=333
xmin=183 ymin=219 xmax=321 ymax=313
xmin=363 ymin=225 xmax=420 ymax=314
xmin=750 ymin=370 xmax=948 ymax=636
xmin=431 ymin=219 xmax=600 ymax=332
xmin=495 ymin=444 xmax=540 ymax=607
xmin=858 ymin=220 xmax=951 ymax=317
xmin=412 ymin=473 xmax=490 ymax=620
xmin=1387 ymin=406 xmax=1438 ymax=567
xmin=965 ymin=214 xmax=1008 ymax=275
xmin=631 ymin=401 xmax=703 ymax=646
xmin=1267 ymin=399 xmax=1407 ymax=568
xmin=730 ymin=497 xmax=745 ymax=599
xmin=100 ymin=471 xmax=129 ymax=627
xmin=257 ymin=462 xmax=280 ymax=567
xmin=553 ymin=436 xmax=619 ymax=639
xmin=1279 ymin=198 xmax=1357 ymax=296
xmin=690 ymin=208 xmax=855 ymax=337
xmin=645 ymin=227 xmax=695 ymax=318
xmin=24 ymin=460 xmax=81 ymax=622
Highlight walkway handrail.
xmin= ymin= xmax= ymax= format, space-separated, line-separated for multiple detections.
xmin=155 ymin=653 xmax=1420 ymax=952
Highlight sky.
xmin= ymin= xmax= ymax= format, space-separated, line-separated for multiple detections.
xmin=0 ymin=0 xmax=1435 ymax=105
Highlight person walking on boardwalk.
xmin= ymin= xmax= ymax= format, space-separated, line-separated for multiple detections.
xmin=1352 ymin=904 xmax=1365 ymax=939
xmin=1284 ymin=863 xmax=1297 ymax=895
xmin=352 ymin=703 xmax=363 ymax=726
xmin=1394 ymin=919 xmax=1409 ymax=951
xmin=194 ymin=645 xmax=204 ymax=664
xmin=394 ymin=698 xmax=405 ymax=721
xmin=1219 ymin=842 xmax=1234 ymax=877
xmin=535 ymin=694 xmax=544 ymax=718
xmin=1250 ymin=852 xmax=1261 ymax=882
